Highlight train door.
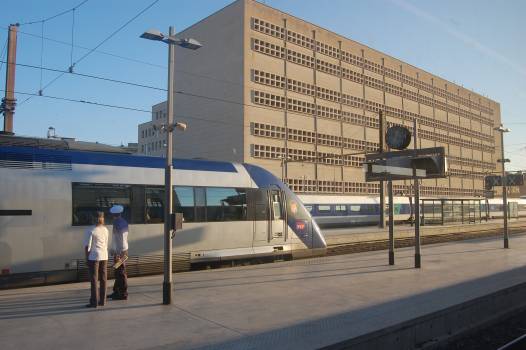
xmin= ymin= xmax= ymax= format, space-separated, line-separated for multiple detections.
xmin=269 ymin=189 xmax=286 ymax=243
xmin=248 ymin=188 xmax=269 ymax=242
xmin=248 ymin=188 xmax=286 ymax=245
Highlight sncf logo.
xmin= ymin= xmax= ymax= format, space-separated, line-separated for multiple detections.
xmin=295 ymin=220 xmax=306 ymax=231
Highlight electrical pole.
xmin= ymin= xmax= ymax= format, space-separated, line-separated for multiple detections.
xmin=1 ymin=24 xmax=18 ymax=134
xmin=163 ymin=26 xmax=176 ymax=305
xmin=388 ymin=179 xmax=394 ymax=265
xmin=378 ymin=110 xmax=386 ymax=228
xmin=495 ymin=125 xmax=510 ymax=249
xmin=413 ymin=119 xmax=421 ymax=268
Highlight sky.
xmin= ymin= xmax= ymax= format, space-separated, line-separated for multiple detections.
xmin=1 ymin=0 xmax=525 ymax=170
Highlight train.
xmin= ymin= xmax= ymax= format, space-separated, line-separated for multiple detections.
xmin=0 ymin=136 xmax=326 ymax=282
xmin=299 ymin=194 xmax=526 ymax=228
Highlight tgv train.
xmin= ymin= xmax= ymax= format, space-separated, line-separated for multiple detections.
xmin=0 ymin=136 xmax=326 ymax=279
xmin=299 ymin=195 xmax=526 ymax=227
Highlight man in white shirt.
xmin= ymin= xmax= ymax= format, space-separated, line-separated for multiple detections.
xmin=84 ymin=212 xmax=109 ymax=308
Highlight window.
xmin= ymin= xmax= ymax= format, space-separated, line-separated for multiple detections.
xmin=304 ymin=205 xmax=313 ymax=213
xmin=247 ymin=189 xmax=269 ymax=221
xmin=206 ymin=188 xmax=247 ymax=221
xmin=350 ymin=205 xmax=361 ymax=212
xmin=72 ymin=183 xmax=131 ymax=226
xmin=146 ymin=187 xmax=164 ymax=223
xmin=174 ymin=186 xmax=195 ymax=222
xmin=317 ymin=205 xmax=331 ymax=213
xmin=271 ymin=191 xmax=283 ymax=220
xmin=335 ymin=205 xmax=347 ymax=214
xmin=194 ymin=187 xmax=206 ymax=222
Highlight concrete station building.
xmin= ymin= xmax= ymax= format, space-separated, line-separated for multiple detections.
xmin=138 ymin=0 xmax=501 ymax=198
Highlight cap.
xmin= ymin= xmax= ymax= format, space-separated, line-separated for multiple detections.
xmin=110 ymin=205 xmax=124 ymax=214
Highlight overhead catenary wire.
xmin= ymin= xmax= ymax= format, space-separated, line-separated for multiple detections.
xmin=14 ymin=28 xmax=166 ymax=69
xmin=0 ymin=38 xmax=7 ymax=73
xmin=18 ymin=0 xmax=160 ymax=107
xmin=0 ymin=88 xmax=257 ymax=130
xmin=1 ymin=89 xmax=151 ymax=113
xmin=11 ymin=27 xmax=244 ymax=86
xmin=18 ymin=0 xmax=89 ymax=26
xmin=70 ymin=8 xmax=76 ymax=68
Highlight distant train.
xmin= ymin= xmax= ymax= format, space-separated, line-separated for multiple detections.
xmin=298 ymin=194 xmax=526 ymax=228
xmin=0 ymin=137 xmax=326 ymax=280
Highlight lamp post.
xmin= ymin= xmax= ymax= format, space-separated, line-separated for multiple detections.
xmin=495 ymin=124 xmax=510 ymax=249
xmin=141 ymin=27 xmax=201 ymax=305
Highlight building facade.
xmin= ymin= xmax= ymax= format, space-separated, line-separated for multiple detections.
xmin=138 ymin=101 xmax=167 ymax=157
xmin=138 ymin=0 xmax=501 ymax=198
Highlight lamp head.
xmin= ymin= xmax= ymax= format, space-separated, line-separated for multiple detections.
xmin=140 ymin=29 xmax=164 ymax=41
xmin=175 ymin=122 xmax=187 ymax=131
xmin=178 ymin=38 xmax=202 ymax=50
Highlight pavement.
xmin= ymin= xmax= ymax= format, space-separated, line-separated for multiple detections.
xmin=2 ymin=233 xmax=526 ymax=350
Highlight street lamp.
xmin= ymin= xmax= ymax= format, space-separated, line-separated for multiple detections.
xmin=141 ymin=26 xmax=201 ymax=305
xmin=494 ymin=124 xmax=511 ymax=248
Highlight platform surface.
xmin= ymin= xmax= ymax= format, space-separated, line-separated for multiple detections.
xmin=2 ymin=233 xmax=526 ymax=350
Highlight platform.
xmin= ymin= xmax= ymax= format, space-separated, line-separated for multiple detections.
xmin=322 ymin=217 xmax=526 ymax=245
xmin=2 ymin=233 xmax=526 ymax=350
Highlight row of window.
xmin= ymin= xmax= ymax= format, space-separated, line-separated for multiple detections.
xmin=140 ymin=140 xmax=164 ymax=155
xmin=251 ymin=144 xmax=363 ymax=167
xmin=251 ymin=17 xmax=494 ymax=117
xmin=252 ymin=140 xmax=492 ymax=175
xmin=284 ymin=178 xmax=484 ymax=197
xmin=448 ymin=156 xmax=495 ymax=170
xmin=154 ymin=110 xmax=166 ymax=121
xmin=252 ymin=69 xmax=494 ymax=143
xmin=252 ymin=89 xmax=494 ymax=153
xmin=141 ymin=127 xmax=160 ymax=139
xmin=72 ymin=183 xmax=284 ymax=226
xmin=251 ymin=38 xmax=494 ymax=126
xmin=253 ymin=121 xmax=378 ymax=150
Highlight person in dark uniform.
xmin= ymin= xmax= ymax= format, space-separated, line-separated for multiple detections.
xmin=109 ymin=205 xmax=129 ymax=300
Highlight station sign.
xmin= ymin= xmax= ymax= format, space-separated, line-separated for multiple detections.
xmin=364 ymin=146 xmax=448 ymax=181
xmin=485 ymin=173 xmax=524 ymax=189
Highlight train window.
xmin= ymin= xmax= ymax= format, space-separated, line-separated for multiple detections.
xmin=335 ymin=205 xmax=347 ymax=214
xmin=130 ymin=186 xmax=146 ymax=224
xmin=174 ymin=187 xmax=196 ymax=222
xmin=247 ymin=189 xmax=269 ymax=221
xmin=304 ymin=205 xmax=313 ymax=213
xmin=206 ymin=188 xmax=247 ymax=221
xmin=318 ymin=205 xmax=331 ymax=213
xmin=72 ymin=183 xmax=131 ymax=226
xmin=350 ymin=205 xmax=360 ymax=212
xmin=145 ymin=187 xmax=164 ymax=223
xmin=271 ymin=191 xmax=283 ymax=220
xmin=194 ymin=187 xmax=206 ymax=222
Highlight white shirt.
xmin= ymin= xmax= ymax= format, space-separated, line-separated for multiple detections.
xmin=84 ymin=225 xmax=109 ymax=261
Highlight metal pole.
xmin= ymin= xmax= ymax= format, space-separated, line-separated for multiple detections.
xmin=379 ymin=111 xmax=386 ymax=228
xmin=163 ymin=26 xmax=176 ymax=305
xmin=441 ymin=199 xmax=444 ymax=226
xmin=388 ymin=180 xmax=394 ymax=265
xmin=2 ymin=24 xmax=18 ymax=134
xmin=413 ymin=119 xmax=421 ymax=268
xmin=500 ymin=129 xmax=509 ymax=248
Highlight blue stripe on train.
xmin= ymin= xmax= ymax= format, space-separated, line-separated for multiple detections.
xmin=0 ymin=146 xmax=237 ymax=173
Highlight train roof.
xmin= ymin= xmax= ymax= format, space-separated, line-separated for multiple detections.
xmin=0 ymin=135 xmax=237 ymax=173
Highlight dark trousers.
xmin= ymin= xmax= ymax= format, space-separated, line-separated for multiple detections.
xmin=88 ymin=260 xmax=107 ymax=306
xmin=113 ymin=251 xmax=128 ymax=298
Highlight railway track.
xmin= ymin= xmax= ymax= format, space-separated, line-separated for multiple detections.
xmin=326 ymin=224 xmax=526 ymax=256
